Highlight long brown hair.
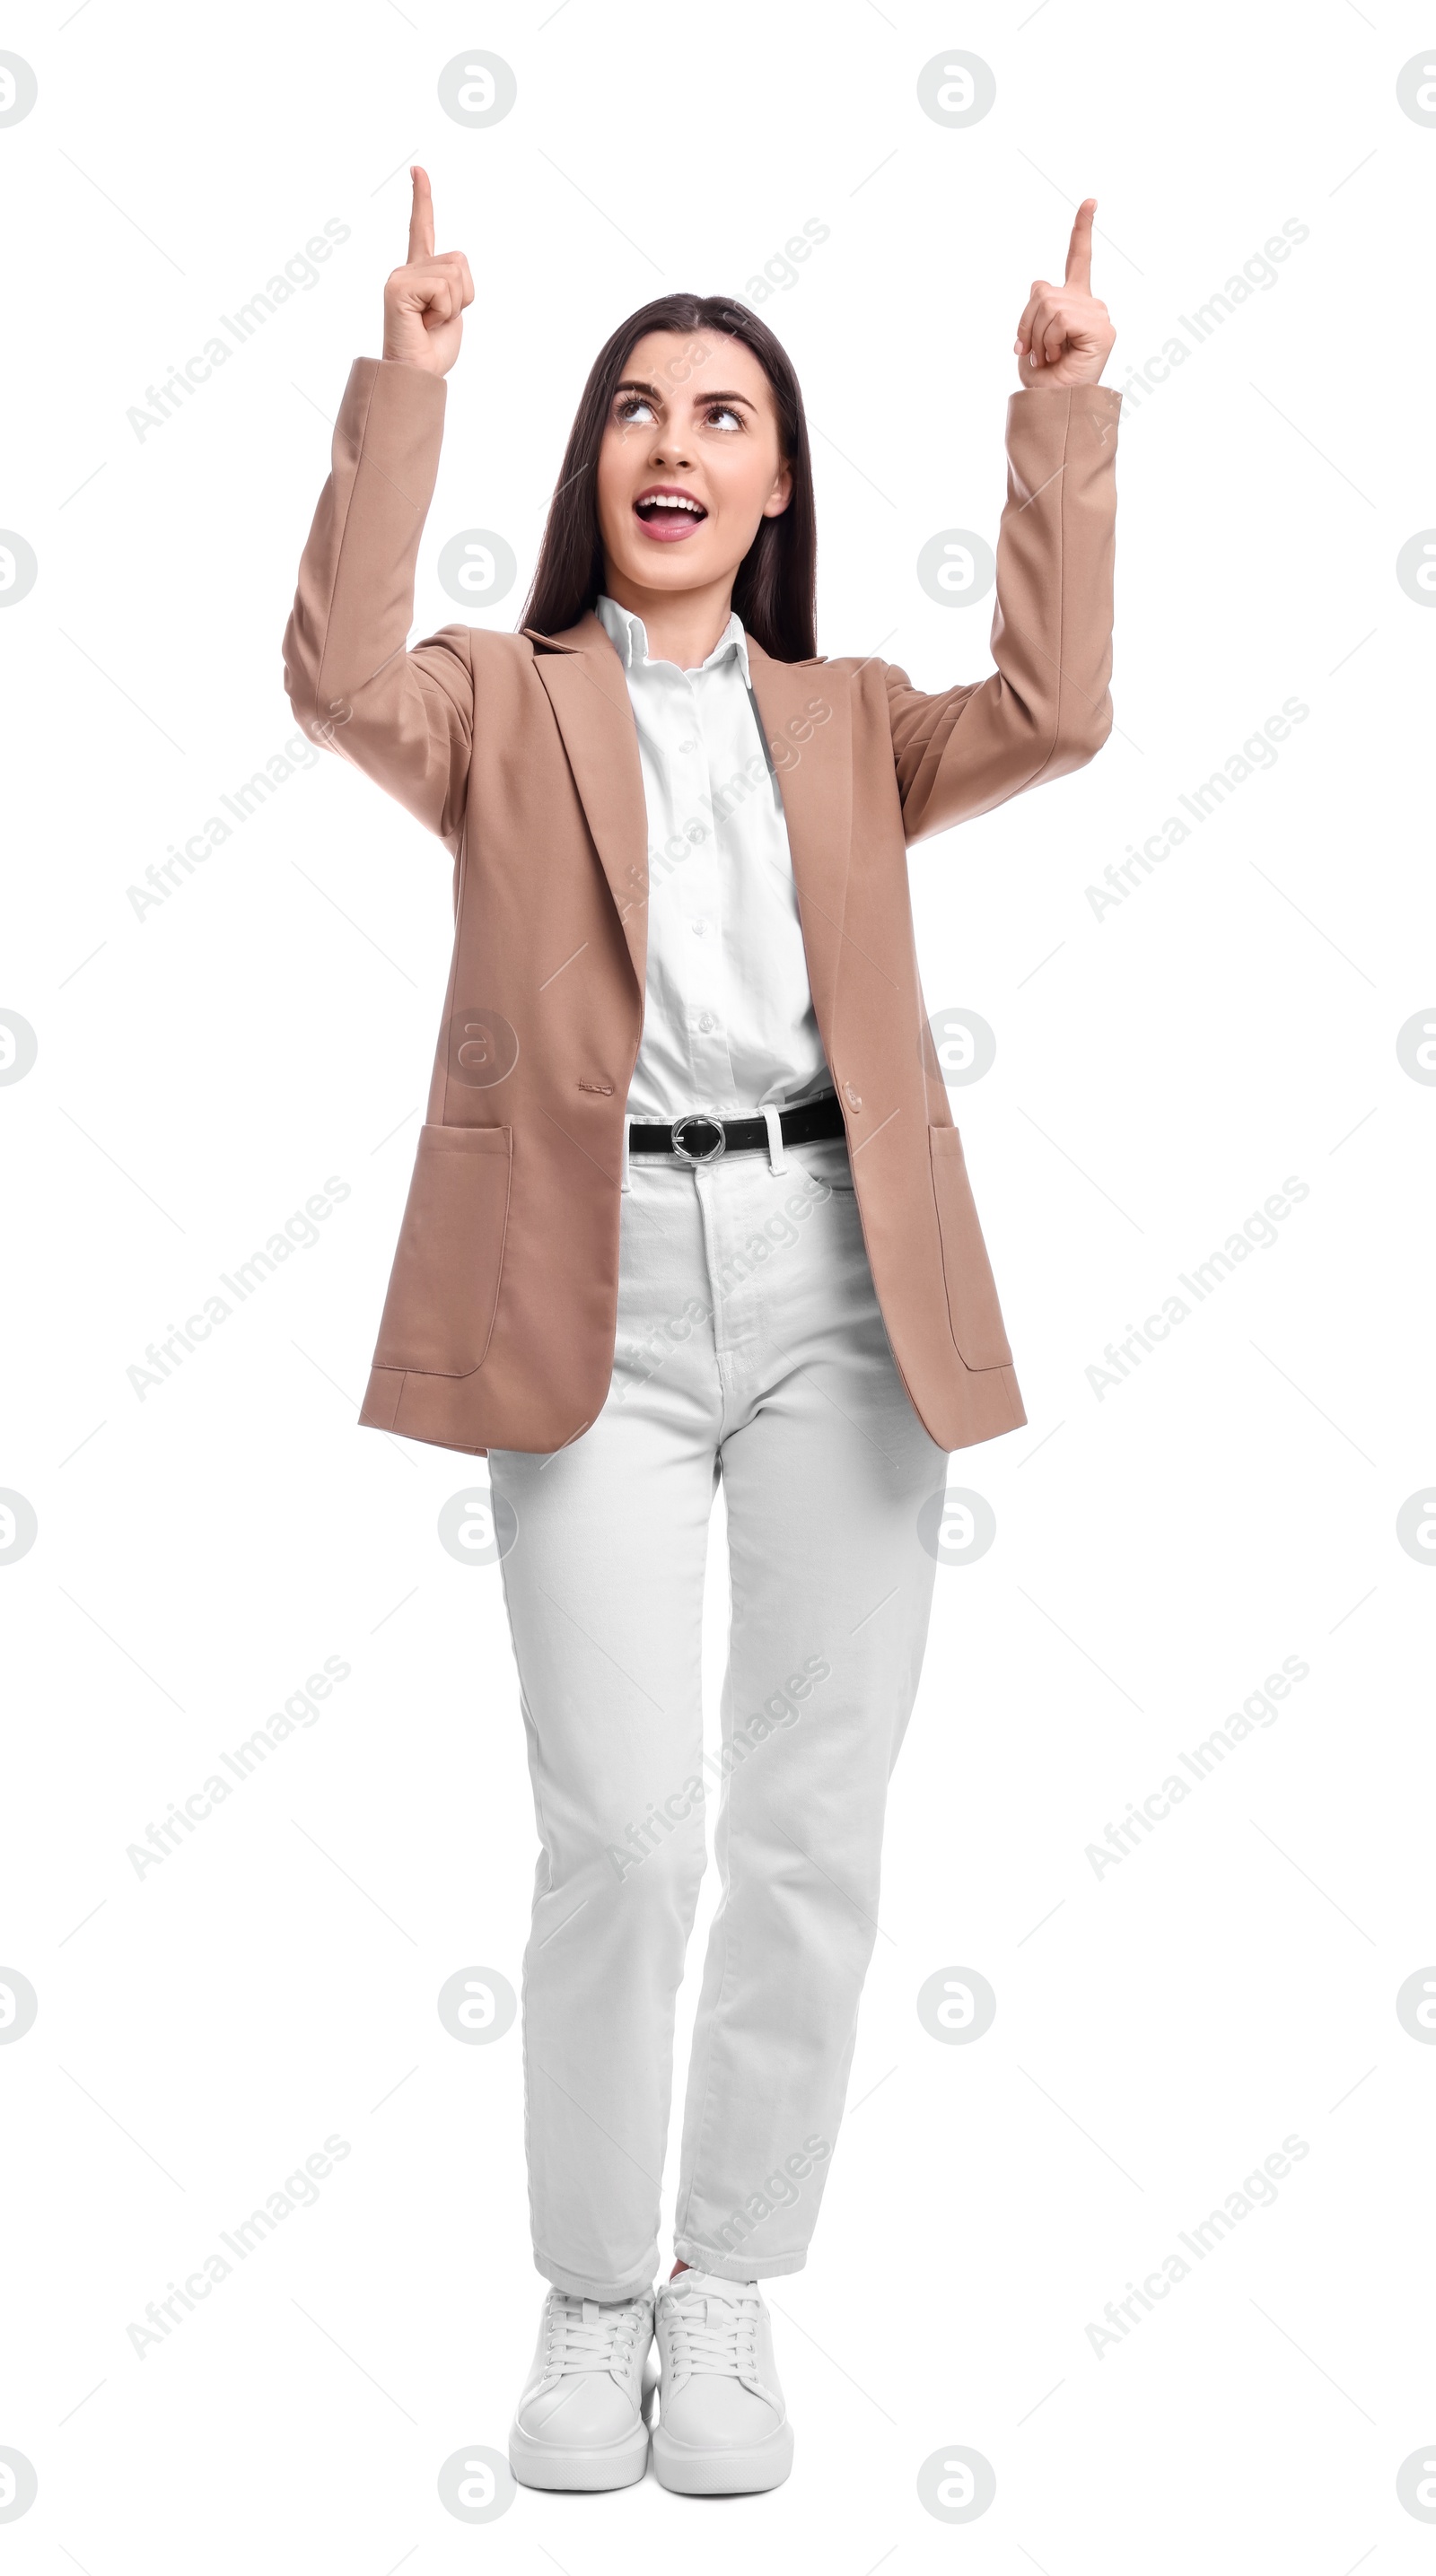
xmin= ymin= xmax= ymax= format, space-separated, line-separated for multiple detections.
xmin=519 ymin=294 xmax=817 ymax=663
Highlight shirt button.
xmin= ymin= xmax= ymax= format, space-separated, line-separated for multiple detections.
xmin=698 ymin=1013 xmax=718 ymax=1034
xmin=844 ymin=1083 xmax=862 ymax=1112
xmin=690 ymin=919 xmax=708 ymax=938
xmin=679 ymin=738 xmax=698 ymax=754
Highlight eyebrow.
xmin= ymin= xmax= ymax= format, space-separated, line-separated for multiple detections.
xmin=614 ymin=379 xmax=757 ymax=410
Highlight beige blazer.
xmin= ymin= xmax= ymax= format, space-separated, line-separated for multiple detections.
xmin=283 ymin=358 xmax=1120 ymax=1456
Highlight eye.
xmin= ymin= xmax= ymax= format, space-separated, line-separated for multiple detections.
xmin=706 ymin=403 xmax=743 ymax=430
xmin=615 ymin=392 xmax=656 ymax=425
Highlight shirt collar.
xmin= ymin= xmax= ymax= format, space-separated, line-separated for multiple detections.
xmin=595 ymin=592 xmax=750 ymax=686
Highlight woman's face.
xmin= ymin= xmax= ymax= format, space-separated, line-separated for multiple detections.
xmin=595 ymin=329 xmax=792 ymax=603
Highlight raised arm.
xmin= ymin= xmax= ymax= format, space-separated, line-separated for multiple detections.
xmin=888 ymin=200 xmax=1121 ymax=843
xmin=281 ymin=169 xmax=477 ymax=847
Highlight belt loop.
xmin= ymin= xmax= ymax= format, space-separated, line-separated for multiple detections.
xmin=620 ymin=1112 xmax=633 ymax=1194
xmin=762 ymin=1103 xmax=787 ymax=1175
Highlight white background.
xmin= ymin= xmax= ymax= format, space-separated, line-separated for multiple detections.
xmin=3 ymin=2 xmax=1434 ymax=2566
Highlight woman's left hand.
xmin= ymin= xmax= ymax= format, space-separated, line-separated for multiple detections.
xmin=1014 ymin=200 xmax=1116 ymax=388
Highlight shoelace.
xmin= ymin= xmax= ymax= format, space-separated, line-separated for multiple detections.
xmin=659 ymin=2283 xmax=760 ymax=2378
xmin=543 ymin=2291 xmax=644 ymax=2382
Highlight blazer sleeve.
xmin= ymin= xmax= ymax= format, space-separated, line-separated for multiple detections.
xmin=281 ymin=356 xmax=473 ymax=847
xmin=885 ymin=381 xmax=1121 ymax=843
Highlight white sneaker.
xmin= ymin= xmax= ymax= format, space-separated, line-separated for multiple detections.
xmin=652 ymin=2270 xmax=793 ymax=2493
xmin=508 ymin=2283 xmax=654 ymax=2490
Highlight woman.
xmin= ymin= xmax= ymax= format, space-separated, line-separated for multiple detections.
xmin=283 ymin=168 xmax=1117 ymax=2498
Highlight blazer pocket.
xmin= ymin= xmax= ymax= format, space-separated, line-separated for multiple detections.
xmin=928 ymin=1124 xmax=1013 ymax=1371
xmin=372 ymin=1123 xmax=512 ymax=1377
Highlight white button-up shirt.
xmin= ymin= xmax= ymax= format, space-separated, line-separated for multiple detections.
xmin=594 ymin=592 xmax=831 ymax=1122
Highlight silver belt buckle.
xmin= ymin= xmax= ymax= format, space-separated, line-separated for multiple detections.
xmin=670 ymin=1112 xmax=727 ymax=1165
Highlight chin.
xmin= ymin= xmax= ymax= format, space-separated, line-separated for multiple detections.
xmin=619 ymin=551 xmax=710 ymax=589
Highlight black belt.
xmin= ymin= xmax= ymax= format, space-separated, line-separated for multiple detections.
xmin=628 ymin=1091 xmax=845 ymax=1163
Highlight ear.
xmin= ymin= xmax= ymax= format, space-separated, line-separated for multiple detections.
xmin=761 ymin=460 xmax=793 ymax=520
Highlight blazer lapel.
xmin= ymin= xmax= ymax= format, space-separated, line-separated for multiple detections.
xmin=523 ymin=613 xmax=855 ymax=1040
xmin=525 ymin=611 xmax=648 ymax=994
xmin=743 ymin=638 xmax=853 ymax=1038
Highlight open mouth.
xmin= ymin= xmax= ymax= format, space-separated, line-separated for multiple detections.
xmin=633 ymin=486 xmax=708 ymax=542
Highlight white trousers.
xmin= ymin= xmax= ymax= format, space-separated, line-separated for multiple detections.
xmin=489 ymin=1131 xmax=947 ymax=2300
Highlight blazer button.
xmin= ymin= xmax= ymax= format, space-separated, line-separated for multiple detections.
xmin=844 ymin=1083 xmax=862 ymax=1113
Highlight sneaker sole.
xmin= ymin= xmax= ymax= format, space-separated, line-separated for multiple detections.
xmin=508 ymin=2420 xmax=650 ymax=2491
xmin=652 ymin=2421 xmax=793 ymax=2495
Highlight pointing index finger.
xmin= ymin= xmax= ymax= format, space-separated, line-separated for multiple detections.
xmin=407 ymin=164 xmax=435 ymax=264
xmin=1064 ymin=196 xmax=1096 ymax=292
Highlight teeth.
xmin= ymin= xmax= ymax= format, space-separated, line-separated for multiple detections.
xmin=642 ymin=493 xmax=702 ymax=513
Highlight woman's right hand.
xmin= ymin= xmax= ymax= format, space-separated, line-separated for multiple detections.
xmin=381 ymin=167 xmax=474 ymax=375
